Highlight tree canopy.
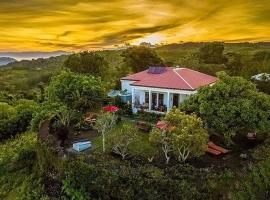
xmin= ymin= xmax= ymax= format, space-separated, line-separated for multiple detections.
xmin=181 ymin=72 xmax=270 ymax=144
xmin=165 ymin=109 xmax=208 ymax=161
xmin=150 ymin=109 xmax=208 ymax=163
xmin=121 ymin=46 xmax=164 ymax=72
xmin=225 ymin=52 xmax=243 ymax=75
xmin=64 ymin=51 xmax=108 ymax=77
xmin=199 ymin=42 xmax=227 ymax=64
xmin=45 ymin=71 xmax=103 ymax=112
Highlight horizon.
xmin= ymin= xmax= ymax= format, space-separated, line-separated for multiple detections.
xmin=1 ymin=41 xmax=270 ymax=61
xmin=1 ymin=0 xmax=270 ymax=52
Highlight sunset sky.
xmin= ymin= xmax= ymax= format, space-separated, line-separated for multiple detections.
xmin=0 ymin=0 xmax=270 ymax=51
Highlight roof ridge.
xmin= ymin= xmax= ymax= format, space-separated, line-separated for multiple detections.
xmin=173 ymin=68 xmax=194 ymax=90
xmin=182 ymin=67 xmax=214 ymax=77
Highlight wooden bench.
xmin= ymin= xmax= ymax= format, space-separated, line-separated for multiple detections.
xmin=136 ymin=121 xmax=152 ymax=132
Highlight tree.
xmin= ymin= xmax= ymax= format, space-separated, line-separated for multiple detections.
xmin=225 ymin=52 xmax=243 ymax=75
xmin=46 ymin=71 xmax=103 ymax=112
xmin=164 ymin=108 xmax=208 ymax=162
xmin=121 ymin=46 xmax=164 ymax=72
xmin=149 ymin=128 xmax=173 ymax=164
xmin=181 ymin=72 xmax=270 ymax=145
xmin=110 ymin=124 xmax=138 ymax=159
xmin=93 ymin=112 xmax=116 ymax=153
xmin=199 ymin=42 xmax=227 ymax=64
xmin=64 ymin=51 xmax=108 ymax=77
xmin=252 ymin=51 xmax=270 ymax=73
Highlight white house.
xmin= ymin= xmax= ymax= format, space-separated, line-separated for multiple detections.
xmin=120 ymin=67 xmax=217 ymax=113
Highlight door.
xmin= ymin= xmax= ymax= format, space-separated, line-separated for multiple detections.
xmin=172 ymin=94 xmax=179 ymax=107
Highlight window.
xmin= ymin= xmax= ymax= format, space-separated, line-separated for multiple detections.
xmin=145 ymin=92 xmax=149 ymax=104
xmin=152 ymin=93 xmax=157 ymax=107
xmin=158 ymin=93 xmax=164 ymax=106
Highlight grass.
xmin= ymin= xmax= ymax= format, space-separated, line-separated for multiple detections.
xmin=92 ymin=120 xmax=157 ymax=157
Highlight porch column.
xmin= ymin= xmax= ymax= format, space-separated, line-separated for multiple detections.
xmin=131 ymin=88 xmax=135 ymax=109
xmin=148 ymin=89 xmax=151 ymax=111
xmin=167 ymin=92 xmax=170 ymax=112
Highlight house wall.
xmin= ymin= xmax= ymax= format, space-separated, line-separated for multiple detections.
xmin=131 ymin=85 xmax=197 ymax=113
xmin=120 ymin=80 xmax=135 ymax=93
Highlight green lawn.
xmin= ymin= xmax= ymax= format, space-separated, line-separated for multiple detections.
xmin=92 ymin=120 xmax=157 ymax=157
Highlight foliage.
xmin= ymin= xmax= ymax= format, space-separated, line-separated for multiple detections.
xmin=0 ymin=91 xmax=17 ymax=103
xmin=254 ymin=80 xmax=270 ymax=94
xmin=64 ymin=51 xmax=108 ymax=77
xmin=149 ymin=128 xmax=173 ymax=164
xmin=31 ymin=102 xmax=78 ymax=132
xmin=93 ymin=121 xmax=156 ymax=157
xmin=199 ymin=42 xmax=227 ymax=64
xmin=134 ymin=110 xmax=162 ymax=123
xmin=230 ymin=142 xmax=270 ymax=200
xmin=0 ymin=100 xmax=38 ymax=140
xmin=181 ymin=72 xmax=270 ymax=145
xmin=252 ymin=51 xmax=270 ymax=73
xmin=110 ymin=124 xmax=138 ymax=159
xmin=0 ymin=132 xmax=48 ymax=200
xmin=0 ymin=55 xmax=65 ymax=96
xmin=61 ymin=158 xmax=211 ymax=200
xmin=46 ymin=70 xmax=104 ymax=112
xmin=93 ymin=112 xmax=117 ymax=152
xmin=121 ymin=46 xmax=164 ymax=72
xmin=165 ymin=108 xmax=208 ymax=162
xmin=225 ymin=52 xmax=243 ymax=75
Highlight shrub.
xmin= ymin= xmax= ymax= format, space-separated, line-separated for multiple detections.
xmin=62 ymin=158 xmax=206 ymax=200
xmin=135 ymin=110 xmax=162 ymax=123
xmin=0 ymin=100 xmax=38 ymax=140
xmin=109 ymin=124 xmax=138 ymax=159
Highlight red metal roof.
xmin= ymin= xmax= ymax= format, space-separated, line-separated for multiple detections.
xmin=121 ymin=67 xmax=217 ymax=90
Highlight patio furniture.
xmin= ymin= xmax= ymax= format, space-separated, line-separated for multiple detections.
xmin=136 ymin=121 xmax=152 ymax=132
xmin=247 ymin=132 xmax=256 ymax=140
xmin=207 ymin=141 xmax=229 ymax=155
xmin=207 ymin=147 xmax=222 ymax=155
xmin=156 ymin=120 xmax=168 ymax=130
xmin=208 ymin=141 xmax=229 ymax=154
xmin=84 ymin=113 xmax=97 ymax=123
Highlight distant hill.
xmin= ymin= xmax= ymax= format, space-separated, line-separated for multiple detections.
xmin=0 ymin=51 xmax=69 ymax=61
xmin=1 ymin=55 xmax=68 ymax=70
xmin=0 ymin=57 xmax=17 ymax=66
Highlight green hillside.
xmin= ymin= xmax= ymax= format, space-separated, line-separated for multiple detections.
xmin=1 ymin=42 xmax=270 ymax=97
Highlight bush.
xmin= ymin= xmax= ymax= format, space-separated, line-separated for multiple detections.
xmin=109 ymin=124 xmax=138 ymax=159
xmin=0 ymin=100 xmax=38 ymax=140
xmin=62 ymin=158 xmax=207 ymax=200
xmin=135 ymin=110 xmax=162 ymax=123
xmin=230 ymin=158 xmax=270 ymax=200
xmin=0 ymin=132 xmax=47 ymax=200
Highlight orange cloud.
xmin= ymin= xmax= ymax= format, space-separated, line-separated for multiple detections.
xmin=0 ymin=0 xmax=269 ymax=51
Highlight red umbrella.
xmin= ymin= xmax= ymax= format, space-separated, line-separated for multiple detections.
xmin=103 ymin=105 xmax=119 ymax=113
